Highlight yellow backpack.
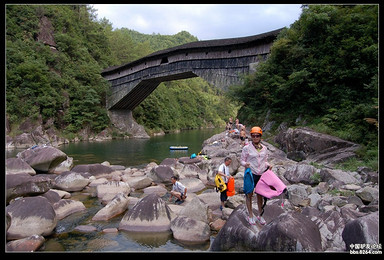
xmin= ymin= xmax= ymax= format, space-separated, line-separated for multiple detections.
xmin=215 ymin=174 xmax=227 ymax=192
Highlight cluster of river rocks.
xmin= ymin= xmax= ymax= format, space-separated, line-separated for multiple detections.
xmin=5 ymin=127 xmax=379 ymax=252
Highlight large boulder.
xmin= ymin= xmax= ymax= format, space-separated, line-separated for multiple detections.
xmin=286 ymin=184 xmax=309 ymax=206
xmin=119 ymin=193 xmax=172 ymax=232
xmin=143 ymin=185 xmax=168 ymax=196
xmin=17 ymin=146 xmax=67 ymax=173
xmin=71 ymin=163 xmax=114 ymax=179
xmin=6 ymin=234 xmax=45 ymax=252
xmin=178 ymin=163 xmax=202 ymax=178
xmin=54 ymin=171 xmax=91 ymax=192
xmin=41 ymin=189 xmax=62 ymax=204
xmin=123 ymin=176 xmax=153 ymax=190
xmin=170 ymin=197 xmax=211 ymax=244
xmin=6 ymin=173 xmax=53 ymax=203
xmin=147 ymin=165 xmax=174 ymax=184
xmin=7 ymin=133 xmax=36 ymax=149
xmin=179 ymin=197 xmax=210 ymax=223
xmin=211 ymin=203 xmax=322 ymax=251
xmin=304 ymin=208 xmax=347 ymax=251
xmin=320 ymin=168 xmax=361 ymax=188
xmin=197 ymin=191 xmax=222 ymax=211
xmin=355 ymin=186 xmax=379 ymax=204
xmin=52 ymin=156 xmax=74 ymax=174
xmin=92 ymin=193 xmax=130 ymax=221
xmin=6 ymin=196 xmax=57 ymax=240
xmin=52 ymin=199 xmax=86 ymax=220
xmin=96 ymin=181 xmax=131 ymax=204
xmin=6 ymin=158 xmax=36 ymax=175
xmin=256 ymin=211 xmax=323 ymax=251
xmin=283 ymin=163 xmax=319 ymax=185
xmin=275 ymin=127 xmax=360 ymax=166
xmin=179 ymin=178 xmax=206 ymax=193
xmin=210 ymin=204 xmax=260 ymax=251
xmin=342 ymin=211 xmax=379 ymax=250
xmin=170 ymin=216 xmax=211 ymax=243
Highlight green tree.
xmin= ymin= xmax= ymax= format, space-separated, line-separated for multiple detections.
xmin=6 ymin=4 xmax=112 ymax=133
xmin=229 ymin=4 xmax=378 ymax=147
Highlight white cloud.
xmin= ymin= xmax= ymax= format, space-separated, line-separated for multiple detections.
xmin=129 ymin=14 xmax=150 ymax=31
xmin=93 ymin=4 xmax=302 ymax=40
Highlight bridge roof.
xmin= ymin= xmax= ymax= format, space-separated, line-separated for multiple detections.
xmin=101 ymin=27 xmax=284 ymax=75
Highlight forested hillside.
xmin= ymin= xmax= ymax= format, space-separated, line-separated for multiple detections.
xmin=228 ymin=5 xmax=378 ymax=169
xmin=6 ymin=4 xmax=237 ymax=139
xmin=133 ymin=78 xmax=238 ymax=134
xmin=6 ymin=5 xmax=111 ymax=135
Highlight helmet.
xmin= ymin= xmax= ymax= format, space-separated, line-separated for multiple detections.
xmin=250 ymin=126 xmax=262 ymax=135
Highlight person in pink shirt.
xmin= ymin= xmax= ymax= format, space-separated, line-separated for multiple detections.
xmin=240 ymin=126 xmax=272 ymax=225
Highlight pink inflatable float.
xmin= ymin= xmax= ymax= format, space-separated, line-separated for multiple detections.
xmin=255 ymin=169 xmax=286 ymax=199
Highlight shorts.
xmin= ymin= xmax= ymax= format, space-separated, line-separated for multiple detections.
xmin=220 ymin=188 xmax=228 ymax=202
xmin=253 ymin=174 xmax=261 ymax=189
xmin=171 ymin=190 xmax=184 ymax=198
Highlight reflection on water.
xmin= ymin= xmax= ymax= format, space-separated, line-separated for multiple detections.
xmin=43 ymin=194 xmax=211 ymax=252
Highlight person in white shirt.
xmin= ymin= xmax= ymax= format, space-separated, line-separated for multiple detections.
xmin=169 ymin=175 xmax=187 ymax=204
xmin=217 ymin=157 xmax=232 ymax=210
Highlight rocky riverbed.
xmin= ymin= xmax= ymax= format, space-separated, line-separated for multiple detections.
xmin=5 ymin=127 xmax=379 ymax=252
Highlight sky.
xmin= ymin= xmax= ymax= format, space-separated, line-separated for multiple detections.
xmin=93 ymin=4 xmax=303 ymax=40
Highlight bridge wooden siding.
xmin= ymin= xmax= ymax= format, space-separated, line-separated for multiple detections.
xmin=102 ymin=28 xmax=282 ymax=111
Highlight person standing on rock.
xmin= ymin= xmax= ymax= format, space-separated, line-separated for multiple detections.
xmin=217 ymin=157 xmax=232 ymax=211
xmin=241 ymin=126 xmax=272 ymax=225
xmin=169 ymin=175 xmax=187 ymax=204
xmin=240 ymin=125 xmax=247 ymax=146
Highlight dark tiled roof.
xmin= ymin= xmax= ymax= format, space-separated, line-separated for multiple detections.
xmin=102 ymin=28 xmax=283 ymax=74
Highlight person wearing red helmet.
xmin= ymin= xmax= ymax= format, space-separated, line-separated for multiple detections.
xmin=240 ymin=126 xmax=272 ymax=225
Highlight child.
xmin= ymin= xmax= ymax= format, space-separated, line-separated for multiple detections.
xmin=169 ymin=175 xmax=187 ymax=204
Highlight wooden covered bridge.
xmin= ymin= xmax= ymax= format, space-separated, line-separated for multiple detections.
xmin=101 ymin=28 xmax=283 ymax=111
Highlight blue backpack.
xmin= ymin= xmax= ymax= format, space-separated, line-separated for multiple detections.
xmin=243 ymin=168 xmax=254 ymax=194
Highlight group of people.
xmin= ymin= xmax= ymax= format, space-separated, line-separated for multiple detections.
xmin=169 ymin=125 xmax=270 ymax=226
xmin=226 ymin=117 xmax=247 ymax=145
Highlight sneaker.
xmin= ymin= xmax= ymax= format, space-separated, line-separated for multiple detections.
xmin=175 ymin=199 xmax=183 ymax=205
xmin=220 ymin=206 xmax=223 ymax=211
xmin=256 ymin=215 xmax=266 ymax=225
xmin=247 ymin=216 xmax=256 ymax=225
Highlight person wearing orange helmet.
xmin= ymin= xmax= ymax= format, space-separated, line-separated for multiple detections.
xmin=240 ymin=126 xmax=272 ymax=225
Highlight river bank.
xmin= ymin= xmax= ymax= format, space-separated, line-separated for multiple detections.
xmin=6 ymin=128 xmax=379 ymax=252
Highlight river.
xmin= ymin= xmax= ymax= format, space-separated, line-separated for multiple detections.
xmin=7 ymin=128 xmax=223 ymax=167
xmin=7 ymin=128 xmax=223 ymax=252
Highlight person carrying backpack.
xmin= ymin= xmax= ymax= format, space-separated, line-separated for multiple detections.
xmin=240 ymin=126 xmax=271 ymax=225
xmin=216 ymin=157 xmax=232 ymax=211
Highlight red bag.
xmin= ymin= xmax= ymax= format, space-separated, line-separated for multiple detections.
xmin=226 ymin=177 xmax=235 ymax=197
